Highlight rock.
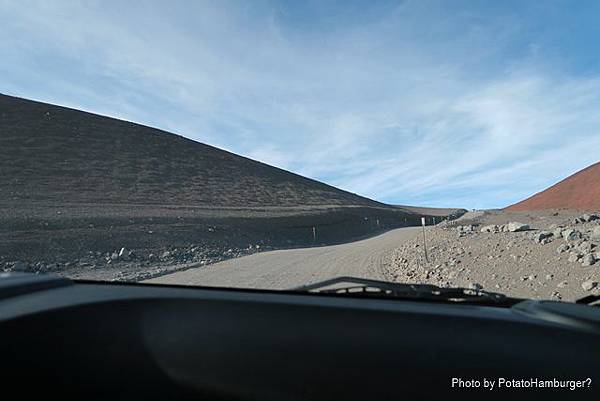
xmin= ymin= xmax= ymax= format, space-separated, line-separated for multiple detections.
xmin=556 ymin=244 xmax=570 ymax=254
xmin=581 ymin=253 xmax=597 ymax=266
xmin=118 ymin=247 xmax=129 ymax=260
xmin=507 ymin=222 xmax=529 ymax=232
xmin=557 ymin=281 xmax=568 ymax=288
xmin=581 ymin=213 xmax=600 ymax=222
xmin=568 ymin=251 xmax=583 ymax=263
xmin=562 ymin=229 xmax=582 ymax=242
xmin=480 ymin=225 xmax=499 ymax=233
xmin=533 ymin=231 xmax=553 ymax=244
xmin=110 ymin=252 xmax=119 ymax=261
xmin=468 ymin=282 xmax=483 ymax=290
xmin=590 ymin=226 xmax=600 ymax=241
xmin=581 ymin=280 xmax=598 ymax=291
xmin=160 ymin=251 xmax=172 ymax=259
xmin=552 ymin=228 xmax=564 ymax=238
xmin=576 ymin=241 xmax=594 ymax=253
xmin=12 ymin=261 xmax=29 ymax=272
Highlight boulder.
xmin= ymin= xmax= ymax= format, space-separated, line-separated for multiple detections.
xmin=576 ymin=241 xmax=594 ymax=253
xmin=581 ymin=213 xmax=600 ymax=222
xmin=533 ymin=231 xmax=553 ymax=244
xmin=581 ymin=253 xmax=597 ymax=266
xmin=568 ymin=250 xmax=583 ymax=263
xmin=562 ymin=229 xmax=582 ymax=242
xmin=590 ymin=226 xmax=600 ymax=241
xmin=480 ymin=225 xmax=499 ymax=233
xmin=581 ymin=280 xmax=598 ymax=291
xmin=118 ymin=247 xmax=129 ymax=260
xmin=12 ymin=261 xmax=29 ymax=272
xmin=507 ymin=222 xmax=529 ymax=232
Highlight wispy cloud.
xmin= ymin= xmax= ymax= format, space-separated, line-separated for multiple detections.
xmin=2 ymin=0 xmax=600 ymax=208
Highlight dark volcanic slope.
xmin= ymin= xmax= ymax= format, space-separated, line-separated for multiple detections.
xmin=506 ymin=161 xmax=600 ymax=211
xmin=0 ymin=94 xmax=384 ymax=208
xmin=0 ymin=94 xmax=466 ymax=269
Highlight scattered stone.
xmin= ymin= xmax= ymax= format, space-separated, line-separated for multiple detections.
xmin=507 ymin=222 xmax=530 ymax=232
xmin=533 ymin=231 xmax=553 ymax=244
xmin=590 ymin=226 xmax=600 ymax=241
xmin=581 ymin=280 xmax=598 ymax=291
xmin=468 ymin=282 xmax=483 ymax=290
xmin=12 ymin=261 xmax=29 ymax=272
xmin=562 ymin=229 xmax=582 ymax=242
xmin=568 ymin=251 xmax=583 ymax=263
xmin=581 ymin=253 xmax=597 ymax=266
xmin=576 ymin=241 xmax=594 ymax=253
xmin=580 ymin=213 xmax=600 ymax=222
xmin=118 ymin=247 xmax=129 ymax=260
xmin=480 ymin=225 xmax=499 ymax=233
xmin=556 ymin=244 xmax=570 ymax=254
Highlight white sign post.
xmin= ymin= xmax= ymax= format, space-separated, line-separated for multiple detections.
xmin=421 ymin=217 xmax=429 ymax=263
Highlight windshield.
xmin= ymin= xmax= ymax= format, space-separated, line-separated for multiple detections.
xmin=1 ymin=1 xmax=599 ymax=304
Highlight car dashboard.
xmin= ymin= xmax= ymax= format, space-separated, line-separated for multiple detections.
xmin=0 ymin=273 xmax=598 ymax=401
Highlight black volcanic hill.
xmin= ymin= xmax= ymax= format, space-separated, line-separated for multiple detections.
xmin=0 ymin=94 xmax=384 ymax=208
xmin=0 ymin=94 xmax=464 ymax=269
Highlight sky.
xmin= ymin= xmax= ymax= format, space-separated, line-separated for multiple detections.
xmin=2 ymin=0 xmax=600 ymax=209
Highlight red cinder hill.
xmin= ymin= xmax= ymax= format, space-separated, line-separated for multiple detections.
xmin=506 ymin=161 xmax=600 ymax=211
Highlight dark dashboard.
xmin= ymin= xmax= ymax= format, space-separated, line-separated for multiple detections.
xmin=0 ymin=273 xmax=598 ymax=401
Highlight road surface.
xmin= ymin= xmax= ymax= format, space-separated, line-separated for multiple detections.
xmin=145 ymin=227 xmax=422 ymax=290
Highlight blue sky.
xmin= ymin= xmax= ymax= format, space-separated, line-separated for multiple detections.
xmin=2 ymin=0 xmax=600 ymax=209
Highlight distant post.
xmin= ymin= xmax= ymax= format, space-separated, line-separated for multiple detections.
xmin=312 ymin=226 xmax=316 ymax=242
xmin=421 ymin=217 xmax=429 ymax=263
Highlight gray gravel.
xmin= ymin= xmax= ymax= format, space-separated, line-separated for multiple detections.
xmin=145 ymin=227 xmax=421 ymax=289
xmin=384 ymin=209 xmax=600 ymax=301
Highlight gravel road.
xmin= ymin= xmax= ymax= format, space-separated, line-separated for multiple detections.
xmin=145 ymin=227 xmax=421 ymax=289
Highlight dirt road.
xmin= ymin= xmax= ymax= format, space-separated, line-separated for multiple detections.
xmin=145 ymin=227 xmax=421 ymax=289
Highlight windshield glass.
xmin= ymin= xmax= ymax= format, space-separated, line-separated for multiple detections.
xmin=2 ymin=1 xmax=599 ymax=304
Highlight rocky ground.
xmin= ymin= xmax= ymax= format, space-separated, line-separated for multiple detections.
xmin=1 ymin=242 xmax=271 ymax=282
xmin=1 ymin=203 xmax=455 ymax=282
xmin=383 ymin=210 xmax=600 ymax=302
